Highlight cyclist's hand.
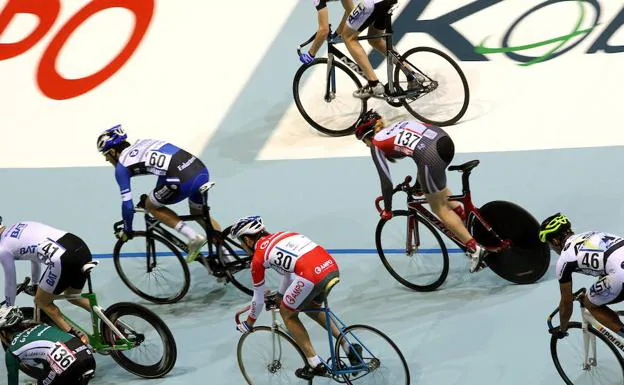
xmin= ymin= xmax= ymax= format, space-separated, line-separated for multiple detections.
xmin=115 ymin=229 xmax=134 ymax=242
xmin=24 ymin=284 xmax=38 ymax=296
xmin=549 ymin=327 xmax=568 ymax=339
xmin=69 ymin=327 xmax=90 ymax=345
xmin=299 ymin=52 xmax=315 ymax=64
xmin=237 ymin=320 xmax=253 ymax=334
xmin=380 ymin=210 xmax=393 ymax=221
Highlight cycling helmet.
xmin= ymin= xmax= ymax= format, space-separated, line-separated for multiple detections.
xmin=0 ymin=306 xmax=23 ymax=330
xmin=539 ymin=213 xmax=572 ymax=243
xmin=354 ymin=110 xmax=383 ymax=141
xmin=97 ymin=124 xmax=127 ymax=153
xmin=230 ymin=216 xmax=265 ymax=239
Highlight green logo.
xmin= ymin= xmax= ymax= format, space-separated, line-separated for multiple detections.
xmin=475 ymin=0 xmax=600 ymax=66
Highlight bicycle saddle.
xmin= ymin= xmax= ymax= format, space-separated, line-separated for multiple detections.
xmin=448 ymin=160 xmax=480 ymax=172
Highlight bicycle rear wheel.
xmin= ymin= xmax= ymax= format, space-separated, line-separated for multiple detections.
xmin=550 ymin=322 xmax=624 ymax=384
xmin=237 ymin=326 xmax=311 ymax=385
xmin=293 ymin=58 xmax=366 ymax=136
xmin=335 ymin=324 xmax=410 ymax=385
xmin=393 ymin=46 xmax=469 ymax=126
xmin=375 ymin=210 xmax=449 ymax=291
xmin=113 ymin=232 xmax=191 ymax=304
xmin=101 ymin=302 xmax=177 ymax=378
xmin=471 ymin=201 xmax=550 ymax=284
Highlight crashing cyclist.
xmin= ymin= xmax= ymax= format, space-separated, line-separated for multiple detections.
xmin=354 ymin=110 xmax=487 ymax=273
xmin=539 ymin=213 xmax=624 ymax=339
xmin=0 ymin=306 xmax=96 ymax=385
xmin=97 ymin=124 xmax=220 ymax=263
xmin=229 ymin=216 xmax=361 ymax=380
xmin=0 ymin=219 xmax=93 ymax=343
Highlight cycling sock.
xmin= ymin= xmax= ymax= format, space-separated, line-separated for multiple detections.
xmin=368 ymin=79 xmax=379 ymax=87
xmin=307 ymin=355 xmax=322 ymax=368
xmin=175 ymin=221 xmax=199 ymax=240
xmin=465 ymin=238 xmax=478 ymax=253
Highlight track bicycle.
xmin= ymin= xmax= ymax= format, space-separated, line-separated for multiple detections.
xmin=374 ymin=159 xmax=550 ymax=291
xmin=547 ymin=288 xmax=624 ymax=384
xmin=235 ymin=283 xmax=410 ymax=384
xmin=293 ymin=10 xmax=470 ymax=137
xmin=2 ymin=262 xmax=177 ymax=380
xmin=112 ymin=181 xmax=276 ymax=304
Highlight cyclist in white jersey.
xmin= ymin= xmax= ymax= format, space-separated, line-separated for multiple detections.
xmin=97 ymin=125 xmax=220 ymax=263
xmin=0 ymin=220 xmax=92 ymax=344
xmin=300 ymin=0 xmax=353 ymax=64
xmin=539 ymin=213 xmax=624 ymax=339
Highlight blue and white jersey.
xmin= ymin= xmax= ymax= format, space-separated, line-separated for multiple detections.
xmin=114 ymin=139 xmax=203 ymax=231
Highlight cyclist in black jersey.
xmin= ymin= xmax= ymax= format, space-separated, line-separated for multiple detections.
xmin=0 ymin=306 xmax=95 ymax=385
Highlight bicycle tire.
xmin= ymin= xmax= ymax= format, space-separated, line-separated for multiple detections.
xmin=219 ymin=239 xmax=253 ymax=296
xmin=471 ymin=201 xmax=550 ymax=284
xmin=113 ymin=231 xmax=191 ymax=304
xmin=335 ymin=324 xmax=410 ymax=385
xmin=293 ymin=58 xmax=366 ymax=136
xmin=375 ymin=210 xmax=449 ymax=291
xmin=2 ymin=307 xmax=54 ymax=380
xmin=393 ymin=46 xmax=469 ymax=126
xmin=550 ymin=322 xmax=624 ymax=384
xmin=101 ymin=302 xmax=177 ymax=378
xmin=237 ymin=326 xmax=311 ymax=385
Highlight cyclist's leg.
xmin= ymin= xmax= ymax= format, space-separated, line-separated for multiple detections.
xmin=36 ymin=252 xmax=75 ymax=331
xmin=188 ymin=169 xmax=221 ymax=232
xmin=145 ymin=176 xmax=185 ymax=229
xmin=342 ymin=0 xmax=378 ymax=82
xmin=584 ymin=258 xmax=624 ymax=336
xmin=61 ymin=235 xmax=93 ymax=313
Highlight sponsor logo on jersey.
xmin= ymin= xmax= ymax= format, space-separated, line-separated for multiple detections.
xmin=285 ymin=281 xmax=306 ymax=305
xmin=19 ymin=245 xmax=37 ymax=255
xmin=260 ymin=240 xmax=269 ymax=249
xmin=10 ymin=223 xmax=27 ymax=239
xmin=177 ymin=157 xmax=196 ymax=171
xmin=129 ymin=149 xmax=139 ymax=157
xmin=314 ymin=259 xmax=333 ymax=275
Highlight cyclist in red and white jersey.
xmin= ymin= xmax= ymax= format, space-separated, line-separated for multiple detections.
xmin=230 ymin=216 xmax=360 ymax=380
xmin=354 ymin=110 xmax=487 ymax=272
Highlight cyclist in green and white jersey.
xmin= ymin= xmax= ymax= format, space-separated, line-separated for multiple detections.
xmin=0 ymin=306 xmax=96 ymax=385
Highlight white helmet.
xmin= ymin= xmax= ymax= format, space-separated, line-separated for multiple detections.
xmin=230 ymin=216 xmax=265 ymax=239
xmin=0 ymin=306 xmax=23 ymax=330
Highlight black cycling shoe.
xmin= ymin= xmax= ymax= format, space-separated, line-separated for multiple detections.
xmin=347 ymin=344 xmax=364 ymax=375
xmin=295 ymin=364 xmax=328 ymax=380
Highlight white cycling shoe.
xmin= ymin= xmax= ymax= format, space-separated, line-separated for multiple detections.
xmin=468 ymin=245 xmax=487 ymax=273
xmin=186 ymin=234 xmax=207 ymax=263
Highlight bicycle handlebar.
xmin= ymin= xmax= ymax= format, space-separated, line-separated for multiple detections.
xmin=0 ymin=277 xmax=31 ymax=306
xmin=234 ymin=291 xmax=281 ymax=325
xmin=546 ymin=288 xmax=586 ymax=330
xmin=297 ymin=33 xmax=317 ymax=56
xmin=374 ymin=176 xmax=414 ymax=213
xmin=235 ymin=305 xmax=251 ymax=326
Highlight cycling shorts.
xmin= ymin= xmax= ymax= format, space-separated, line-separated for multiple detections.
xmin=346 ymin=0 xmax=396 ymax=32
xmin=38 ymin=233 xmax=93 ymax=295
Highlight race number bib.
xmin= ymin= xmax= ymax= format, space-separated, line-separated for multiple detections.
xmin=47 ymin=342 xmax=76 ymax=374
xmin=36 ymin=238 xmax=66 ymax=264
xmin=145 ymin=150 xmax=172 ymax=172
xmin=579 ymin=251 xmax=605 ymax=271
xmin=394 ymin=129 xmax=422 ymax=154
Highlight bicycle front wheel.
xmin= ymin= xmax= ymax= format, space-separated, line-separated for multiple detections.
xmin=375 ymin=210 xmax=449 ymax=291
xmin=551 ymin=322 xmax=624 ymax=384
xmin=102 ymin=302 xmax=177 ymax=378
xmin=237 ymin=326 xmax=311 ymax=385
xmin=293 ymin=58 xmax=366 ymax=136
xmin=393 ymin=46 xmax=469 ymax=126
xmin=113 ymin=231 xmax=191 ymax=304
xmin=335 ymin=324 xmax=410 ymax=385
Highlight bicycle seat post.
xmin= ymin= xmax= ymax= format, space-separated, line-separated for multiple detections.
xmin=461 ymin=171 xmax=472 ymax=194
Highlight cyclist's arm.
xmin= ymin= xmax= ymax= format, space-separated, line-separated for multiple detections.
xmin=557 ymin=257 xmax=576 ymax=332
xmin=0 ymin=250 xmax=17 ymax=306
xmin=115 ymin=164 xmax=135 ymax=232
xmin=247 ymin=252 xmax=266 ymax=325
xmin=5 ymin=351 xmax=19 ymax=385
xmin=309 ymin=7 xmax=329 ymax=57
xmin=370 ymin=146 xmax=394 ymax=211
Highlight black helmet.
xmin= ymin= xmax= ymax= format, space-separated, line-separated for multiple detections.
xmin=354 ymin=110 xmax=383 ymax=140
xmin=538 ymin=213 xmax=572 ymax=243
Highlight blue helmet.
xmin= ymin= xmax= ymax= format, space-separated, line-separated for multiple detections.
xmin=97 ymin=125 xmax=127 ymax=153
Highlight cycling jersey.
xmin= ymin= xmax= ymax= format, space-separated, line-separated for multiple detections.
xmin=5 ymin=323 xmax=95 ymax=385
xmin=557 ymin=231 xmax=624 ymax=306
xmin=370 ymin=120 xmax=454 ymax=210
xmin=114 ymin=139 xmax=209 ymax=231
xmin=248 ymin=232 xmax=338 ymax=319
xmin=0 ymin=222 xmax=65 ymax=306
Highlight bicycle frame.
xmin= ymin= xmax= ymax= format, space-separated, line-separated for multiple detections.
xmin=548 ymin=289 xmax=624 ymax=367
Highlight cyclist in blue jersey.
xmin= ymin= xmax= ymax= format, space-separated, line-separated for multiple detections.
xmin=97 ymin=125 xmax=220 ymax=263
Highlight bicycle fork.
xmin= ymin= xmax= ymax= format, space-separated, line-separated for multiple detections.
xmin=324 ymin=55 xmax=337 ymax=102
xmin=581 ymin=309 xmax=598 ymax=370
xmin=405 ymin=214 xmax=419 ymax=256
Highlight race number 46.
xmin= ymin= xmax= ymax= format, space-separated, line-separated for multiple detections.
xmin=0 ymin=0 xmax=155 ymax=100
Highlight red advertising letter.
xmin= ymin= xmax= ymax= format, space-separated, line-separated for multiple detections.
xmin=37 ymin=0 xmax=154 ymax=100
xmin=0 ymin=0 xmax=60 ymax=60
